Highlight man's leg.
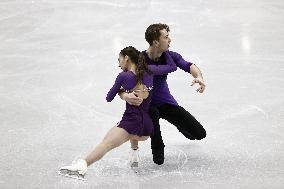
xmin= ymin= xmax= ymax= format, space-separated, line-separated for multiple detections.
xmin=159 ymin=104 xmax=206 ymax=140
xmin=149 ymin=106 xmax=165 ymax=165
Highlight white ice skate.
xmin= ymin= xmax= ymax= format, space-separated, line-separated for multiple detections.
xmin=128 ymin=148 xmax=140 ymax=168
xmin=58 ymin=159 xmax=88 ymax=181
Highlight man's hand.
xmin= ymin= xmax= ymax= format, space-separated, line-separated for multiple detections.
xmin=124 ymin=91 xmax=143 ymax=106
xmin=191 ymin=77 xmax=206 ymax=93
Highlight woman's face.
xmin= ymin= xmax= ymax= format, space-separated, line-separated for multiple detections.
xmin=118 ymin=54 xmax=128 ymax=71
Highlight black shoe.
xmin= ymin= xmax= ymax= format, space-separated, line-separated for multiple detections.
xmin=152 ymin=147 xmax=164 ymax=165
xmin=178 ymin=128 xmax=196 ymax=140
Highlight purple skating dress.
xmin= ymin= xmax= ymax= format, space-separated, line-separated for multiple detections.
xmin=106 ymin=52 xmax=177 ymax=136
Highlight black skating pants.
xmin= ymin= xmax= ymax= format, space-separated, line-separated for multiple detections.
xmin=149 ymin=103 xmax=206 ymax=149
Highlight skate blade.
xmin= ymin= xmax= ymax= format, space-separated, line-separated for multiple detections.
xmin=57 ymin=170 xmax=86 ymax=181
xmin=130 ymin=162 xmax=138 ymax=168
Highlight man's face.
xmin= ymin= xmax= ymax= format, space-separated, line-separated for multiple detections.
xmin=156 ymin=29 xmax=171 ymax=52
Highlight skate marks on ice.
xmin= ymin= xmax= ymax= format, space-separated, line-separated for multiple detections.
xmin=57 ymin=147 xmax=189 ymax=183
xmin=136 ymin=147 xmax=189 ymax=179
xmin=218 ymin=104 xmax=268 ymax=123
xmin=83 ymin=147 xmax=188 ymax=180
xmin=57 ymin=169 xmax=87 ymax=181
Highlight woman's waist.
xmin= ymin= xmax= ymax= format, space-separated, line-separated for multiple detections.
xmin=125 ymin=103 xmax=150 ymax=112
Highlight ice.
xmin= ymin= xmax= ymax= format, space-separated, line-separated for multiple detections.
xmin=0 ymin=0 xmax=283 ymax=188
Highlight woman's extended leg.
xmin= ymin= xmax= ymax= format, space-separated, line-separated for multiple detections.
xmin=59 ymin=125 xmax=131 ymax=178
xmin=85 ymin=125 xmax=131 ymax=166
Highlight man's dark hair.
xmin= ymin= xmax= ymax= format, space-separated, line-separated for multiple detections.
xmin=145 ymin=23 xmax=170 ymax=46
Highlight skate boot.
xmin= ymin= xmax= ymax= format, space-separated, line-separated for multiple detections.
xmin=58 ymin=159 xmax=88 ymax=181
xmin=128 ymin=148 xmax=140 ymax=168
xmin=152 ymin=147 xmax=164 ymax=165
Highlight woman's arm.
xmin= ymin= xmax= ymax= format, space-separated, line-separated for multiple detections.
xmin=106 ymin=73 xmax=124 ymax=102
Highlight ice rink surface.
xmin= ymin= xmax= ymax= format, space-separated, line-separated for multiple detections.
xmin=0 ymin=0 xmax=283 ymax=188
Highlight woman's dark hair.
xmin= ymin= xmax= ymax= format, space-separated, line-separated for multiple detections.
xmin=145 ymin=23 xmax=170 ymax=46
xmin=120 ymin=46 xmax=152 ymax=84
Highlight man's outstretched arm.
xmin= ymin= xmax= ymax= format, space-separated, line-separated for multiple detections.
xmin=190 ymin=64 xmax=206 ymax=93
xmin=169 ymin=51 xmax=206 ymax=93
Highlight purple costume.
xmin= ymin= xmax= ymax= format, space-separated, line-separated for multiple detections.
xmin=106 ymin=52 xmax=177 ymax=136
xmin=142 ymin=50 xmax=193 ymax=107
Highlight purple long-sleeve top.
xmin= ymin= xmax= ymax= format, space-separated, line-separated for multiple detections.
xmin=142 ymin=50 xmax=193 ymax=107
xmin=106 ymin=52 xmax=177 ymax=102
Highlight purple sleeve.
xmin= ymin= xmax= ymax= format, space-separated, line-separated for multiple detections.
xmin=148 ymin=52 xmax=177 ymax=75
xmin=106 ymin=72 xmax=124 ymax=102
xmin=169 ymin=51 xmax=193 ymax=73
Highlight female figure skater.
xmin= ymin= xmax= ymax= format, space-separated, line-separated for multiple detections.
xmin=58 ymin=46 xmax=177 ymax=180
